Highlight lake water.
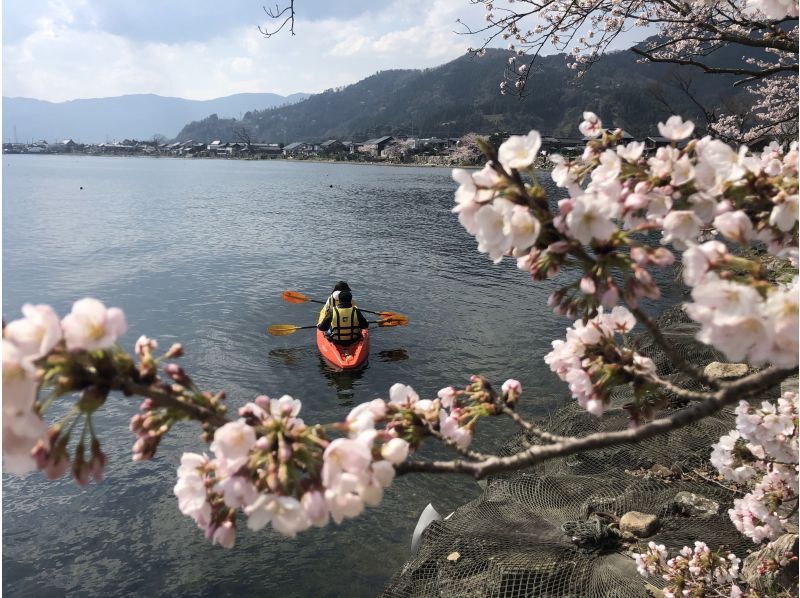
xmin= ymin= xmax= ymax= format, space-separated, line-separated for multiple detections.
xmin=2 ymin=155 xmax=684 ymax=596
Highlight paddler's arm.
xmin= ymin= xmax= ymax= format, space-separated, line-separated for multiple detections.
xmin=317 ymin=307 xmax=333 ymax=331
xmin=356 ymin=309 xmax=369 ymax=329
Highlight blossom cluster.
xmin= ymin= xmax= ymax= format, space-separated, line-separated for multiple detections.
xmin=173 ymin=378 xmax=513 ymax=546
xmin=453 ymin=113 xmax=798 ymax=420
xmin=544 ymin=306 xmax=657 ymax=417
xmin=3 ymin=299 xmax=127 ymax=475
xmin=635 ymin=541 xmax=742 ymax=598
xmin=711 ymin=391 xmax=798 ymax=543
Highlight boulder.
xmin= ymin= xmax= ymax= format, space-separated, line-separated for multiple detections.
xmin=619 ymin=511 xmax=659 ymax=537
xmin=703 ymin=362 xmax=748 ymax=381
xmin=741 ymin=533 xmax=798 ymax=593
xmin=672 ymin=491 xmax=718 ymax=518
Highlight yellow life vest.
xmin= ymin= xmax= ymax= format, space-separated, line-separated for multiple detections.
xmin=330 ymin=306 xmax=360 ymax=342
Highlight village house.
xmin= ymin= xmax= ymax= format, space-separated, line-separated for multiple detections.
xmin=283 ymin=142 xmax=313 ymax=157
xmin=358 ymin=136 xmax=393 ymax=157
xmin=319 ymin=139 xmax=347 ymax=157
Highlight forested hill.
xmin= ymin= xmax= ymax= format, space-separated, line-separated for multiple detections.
xmin=175 ymin=47 xmax=746 ymax=143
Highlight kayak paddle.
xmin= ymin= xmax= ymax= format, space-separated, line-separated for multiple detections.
xmin=281 ymin=290 xmax=409 ymax=323
xmin=267 ymin=317 xmax=405 ymax=336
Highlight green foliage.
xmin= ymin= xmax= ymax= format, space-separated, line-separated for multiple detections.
xmin=175 ymin=48 xmax=751 ymax=143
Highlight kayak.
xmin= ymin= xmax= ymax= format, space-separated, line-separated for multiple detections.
xmin=316 ymin=304 xmax=370 ymax=370
xmin=316 ymin=329 xmax=370 ymax=370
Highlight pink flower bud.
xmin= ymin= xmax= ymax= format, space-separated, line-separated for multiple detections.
xmin=558 ymin=198 xmax=574 ymax=215
xmin=650 ymin=248 xmax=675 ymax=267
xmin=547 ymin=241 xmax=570 ymax=254
xmin=601 ymin=282 xmax=619 ymax=309
xmin=165 ymin=343 xmax=184 ymax=358
xmin=624 ymin=193 xmax=648 ymax=211
xmin=630 ymin=247 xmax=648 ymax=266
xmin=634 ymin=181 xmax=652 ymax=194
xmin=501 ymin=379 xmax=522 ymax=394
xmin=580 ymin=276 xmax=596 ymax=295
xmin=254 ymin=395 xmax=270 ymax=409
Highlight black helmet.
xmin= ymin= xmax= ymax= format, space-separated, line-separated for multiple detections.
xmin=333 ymin=281 xmax=351 ymax=292
xmin=338 ymin=290 xmax=353 ymax=305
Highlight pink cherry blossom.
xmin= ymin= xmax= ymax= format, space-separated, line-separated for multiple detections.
xmin=713 ymin=210 xmax=754 ymax=243
xmin=381 ymin=438 xmax=409 ymax=464
xmin=301 ymin=490 xmax=330 ymax=527
xmin=388 ymin=383 xmax=420 ymax=406
xmin=210 ymin=420 xmax=256 ymax=475
xmin=578 ymin=111 xmax=602 ymax=138
xmin=4 ymin=304 xmax=62 ymax=366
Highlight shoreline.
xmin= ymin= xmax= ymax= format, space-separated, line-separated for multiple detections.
xmin=4 ymin=153 xmax=556 ymax=170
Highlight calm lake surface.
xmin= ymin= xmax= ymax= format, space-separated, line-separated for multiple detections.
xmin=2 ymin=155 xmax=684 ymax=597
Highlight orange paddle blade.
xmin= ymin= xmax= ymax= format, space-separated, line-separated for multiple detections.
xmin=378 ymin=313 xmax=409 ymax=325
xmin=282 ymin=290 xmax=310 ymax=304
xmin=377 ymin=317 xmax=404 ymax=327
xmin=267 ymin=324 xmax=300 ymax=336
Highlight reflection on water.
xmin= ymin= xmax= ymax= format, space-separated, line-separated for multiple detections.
xmin=267 ymin=345 xmax=312 ymax=367
xmin=318 ymin=356 xmax=368 ymax=404
xmin=378 ymin=348 xmax=410 ymax=363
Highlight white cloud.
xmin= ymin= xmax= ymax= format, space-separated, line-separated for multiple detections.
xmin=1 ymin=0 xmax=487 ymax=101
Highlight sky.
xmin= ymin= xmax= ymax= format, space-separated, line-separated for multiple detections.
xmin=2 ymin=0 xmax=649 ymax=102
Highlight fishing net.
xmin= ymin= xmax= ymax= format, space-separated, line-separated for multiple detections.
xmin=381 ymin=307 xmax=771 ymax=598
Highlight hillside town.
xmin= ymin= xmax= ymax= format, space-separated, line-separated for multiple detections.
xmin=2 ymin=130 xmax=685 ymax=165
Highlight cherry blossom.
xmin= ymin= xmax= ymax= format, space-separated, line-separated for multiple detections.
xmin=4 ymin=304 xmax=61 ymax=368
xmin=578 ymin=111 xmax=602 ymax=138
xmin=61 ymin=298 xmax=128 ymax=351
xmin=497 ymin=130 xmax=541 ymax=171
xmin=657 ymin=116 xmax=695 ymax=141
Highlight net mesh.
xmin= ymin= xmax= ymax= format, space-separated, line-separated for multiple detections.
xmin=381 ymin=307 xmax=766 ymax=598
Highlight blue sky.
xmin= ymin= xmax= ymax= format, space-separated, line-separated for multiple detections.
xmin=3 ymin=1 xmax=649 ymax=102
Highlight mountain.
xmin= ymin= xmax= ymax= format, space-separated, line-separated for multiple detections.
xmin=2 ymin=92 xmax=309 ymax=143
xmin=174 ymin=47 xmax=748 ymax=144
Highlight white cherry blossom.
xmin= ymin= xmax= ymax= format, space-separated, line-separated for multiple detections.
xmin=497 ymin=130 xmax=541 ymax=171
xmin=61 ymin=298 xmax=128 ymax=351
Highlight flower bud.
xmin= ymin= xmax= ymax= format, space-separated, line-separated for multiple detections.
xmin=164 ymin=343 xmax=184 ymax=359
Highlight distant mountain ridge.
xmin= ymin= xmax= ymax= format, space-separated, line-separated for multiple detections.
xmin=2 ymin=92 xmax=309 ymax=143
xmin=175 ymin=46 xmax=750 ymax=143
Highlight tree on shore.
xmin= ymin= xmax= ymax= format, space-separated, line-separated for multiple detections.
xmin=461 ymin=0 xmax=797 ymax=143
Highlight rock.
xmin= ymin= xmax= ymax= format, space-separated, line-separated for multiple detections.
xmin=741 ymin=533 xmax=798 ymax=593
xmin=619 ymin=512 xmax=659 ymax=537
xmin=650 ymin=464 xmax=672 ymax=477
xmin=704 ymin=362 xmax=748 ymax=380
xmin=672 ymin=491 xmax=718 ymax=518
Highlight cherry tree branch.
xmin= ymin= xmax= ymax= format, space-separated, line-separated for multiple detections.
xmin=397 ymin=366 xmax=792 ymax=479
xmin=631 ymin=306 xmax=718 ymax=388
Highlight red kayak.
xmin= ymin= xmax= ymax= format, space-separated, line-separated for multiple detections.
xmin=316 ymin=329 xmax=370 ymax=371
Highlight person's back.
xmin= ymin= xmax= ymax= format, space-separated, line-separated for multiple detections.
xmin=318 ymin=290 xmax=368 ymax=344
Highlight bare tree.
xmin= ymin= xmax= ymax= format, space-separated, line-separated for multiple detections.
xmin=259 ymin=1 xmax=295 ymax=38
xmin=234 ymin=126 xmax=253 ymax=154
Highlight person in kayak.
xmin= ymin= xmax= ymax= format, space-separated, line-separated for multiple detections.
xmin=317 ymin=290 xmax=368 ymax=345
